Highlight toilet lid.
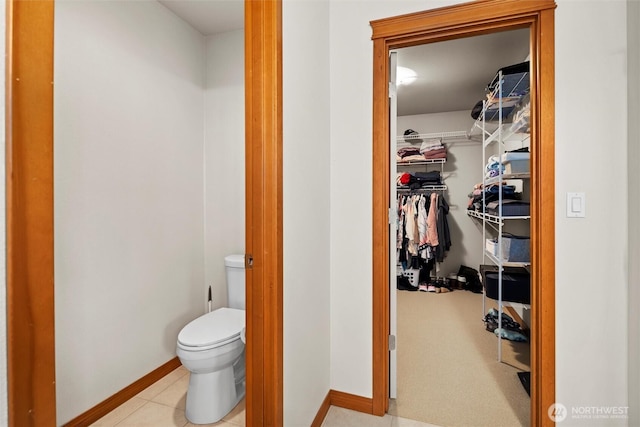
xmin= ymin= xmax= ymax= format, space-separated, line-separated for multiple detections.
xmin=178 ymin=308 xmax=245 ymax=348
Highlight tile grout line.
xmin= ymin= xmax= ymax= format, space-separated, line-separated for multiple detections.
xmin=112 ymin=400 xmax=189 ymax=427
xmin=105 ymin=368 xmax=246 ymax=427
xmin=110 ymin=369 xmax=188 ymax=427
xmin=136 ymin=368 xmax=189 ymax=401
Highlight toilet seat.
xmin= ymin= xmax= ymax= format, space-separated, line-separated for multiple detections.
xmin=178 ymin=307 xmax=245 ymax=351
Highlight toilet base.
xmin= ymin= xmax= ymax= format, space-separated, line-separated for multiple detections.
xmin=185 ymin=366 xmax=245 ymax=424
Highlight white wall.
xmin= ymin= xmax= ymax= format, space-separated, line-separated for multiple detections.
xmin=0 ymin=1 xmax=632 ymax=425
xmin=0 ymin=0 xmax=7 ymax=424
xmin=328 ymin=0 xmax=468 ymax=398
xmin=555 ymin=1 xmax=628 ymax=425
xmin=326 ymin=1 xmax=631 ymax=423
xmin=283 ymin=0 xmax=332 ymax=424
xmin=397 ymin=111 xmax=484 ymax=278
xmin=204 ymin=29 xmax=245 ymax=311
xmin=54 ymin=1 xmax=205 ymax=423
xmin=628 ymin=0 xmax=640 ymax=425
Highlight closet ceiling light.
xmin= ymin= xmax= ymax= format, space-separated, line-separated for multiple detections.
xmin=397 ymin=66 xmax=418 ymax=85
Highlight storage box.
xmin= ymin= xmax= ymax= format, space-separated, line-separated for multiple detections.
xmin=501 ymin=152 xmax=530 ymax=174
xmin=480 ymin=265 xmax=530 ymax=304
xmin=486 ymin=234 xmax=530 ymax=262
xmin=400 ymin=268 xmax=420 ymax=288
xmin=503 ymin=159 xmax=529 ymax=174
xmin=486 ymin=238 xmax=499 ymax=257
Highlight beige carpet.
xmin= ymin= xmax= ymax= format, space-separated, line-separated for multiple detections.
xmin=390 ymin=289 xmax=530 ymax=427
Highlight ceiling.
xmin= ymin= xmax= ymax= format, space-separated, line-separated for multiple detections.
xmin=395 ymin=29 xmax=530 ymax=116
xmin=158 ymin=0 xmax=244 ymax=36
xmin=156 ymin=1 xmax=528 ymax=117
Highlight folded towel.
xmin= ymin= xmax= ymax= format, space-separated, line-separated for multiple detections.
xmin=419 ymin=138 xmax=444 ymax=153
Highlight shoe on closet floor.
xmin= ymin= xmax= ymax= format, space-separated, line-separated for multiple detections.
xmin=485 ymin=317 xmax=498 ymax=332
xmin=397 ymin=275 xmax=418 ymax=291
xmin=427 ymin=284 xmax=437 ymax=292
xmin=486 ymin=309 xmax=521 ymax=331
xmin=418 ymin=283 xmax=429 ymax=292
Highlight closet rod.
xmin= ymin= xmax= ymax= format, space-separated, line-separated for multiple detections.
xmin=397 ymin=185 xmax=447 ymax=193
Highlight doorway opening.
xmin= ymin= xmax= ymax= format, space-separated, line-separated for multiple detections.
xmin=370 ymin=1 xmax=557 ymax=425
xmin=5 ymin=1 xmax=282 ymax=425
xmin=390 ymin=28 xmax=532 ymax=426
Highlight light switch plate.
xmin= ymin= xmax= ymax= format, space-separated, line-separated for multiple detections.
xmin=566 ymin=192 xmax=585 ymax=218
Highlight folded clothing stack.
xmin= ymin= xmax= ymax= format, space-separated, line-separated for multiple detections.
xmin=397 ymin=171 xmax=442 ymax=189
xmin=486 ymin=199 xmax=530 ymax=216
xmin=419 ymin=138 xmax=446 ymax=160
xmin=397 ymin=147 xmax=424 ymax=162
xmin=485 ymin=155 xmax=505 ymax=179
xmin=397 ymin=141 xmax=447 ymax=162
xmin=397 ymin=146 xmax=421 ymax=159
xmin=467 ymin=182 xmax=521 ymax=212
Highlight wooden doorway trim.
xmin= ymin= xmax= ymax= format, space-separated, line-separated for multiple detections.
xmin=6 ymin=0 xmax=283 ymax=425
xmin=370 ymin=1 xmax=556 ymax=426
xmin=6 ymin=0 xmax=57 ymax=425
xmin=245 ymin=0 xmax=284 ymax=426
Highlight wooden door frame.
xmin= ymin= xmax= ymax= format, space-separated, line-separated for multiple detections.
xmin=6 ymin=0 xmax=56 ymax=425
xmin=245 ymin=1 xmax=283 ymax=426
xmin=370 ymin=1 xmax=556 ymax=426
xmin=5 ymin=0 xmax=283 ymax=425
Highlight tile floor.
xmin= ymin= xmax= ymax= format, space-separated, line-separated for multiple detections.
xmin=91 ymin=366 xmax=439 ymax=427
xmin=90 ymin=366 xmax=244 ymax=426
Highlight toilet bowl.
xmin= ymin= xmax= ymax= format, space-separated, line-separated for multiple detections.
xmin=177 ymin=307 xmax=245 ymax=424
xmin=177 ymin=254 xmax=246 ymax=425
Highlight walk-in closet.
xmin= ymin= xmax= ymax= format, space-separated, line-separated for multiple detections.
xmin=389 ymin=28 xmax=532 ymax=427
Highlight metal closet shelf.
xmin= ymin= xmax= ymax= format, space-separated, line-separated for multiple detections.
xmin=397 ymin=130 xmax=470 ymax=144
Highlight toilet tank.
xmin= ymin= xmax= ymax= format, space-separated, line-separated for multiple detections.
xmin=224 ymin=254 xmax=246 ymax=310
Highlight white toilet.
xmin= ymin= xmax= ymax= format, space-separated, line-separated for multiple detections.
xmin=176 ymin=254 xmax=246 ymax=425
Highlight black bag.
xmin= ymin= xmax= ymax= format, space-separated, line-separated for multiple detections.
xmin=470 ymin=100 xmax=484 ymax=120
xmin=457 ymin=265 xmax=483 ymax=293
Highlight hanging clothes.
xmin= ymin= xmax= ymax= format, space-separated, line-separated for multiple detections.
xmin=426 ymin=192 xmax=439 ymax=247
xmin=404 ymin=196 xmax=418 ymax=257
xmin=417 ymin=195 xmax=429 ymax=260
xmin=435 ymin=195 xmax=452 ymax=262
xmin=396 ymin=191 xmax=451 ymax=273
